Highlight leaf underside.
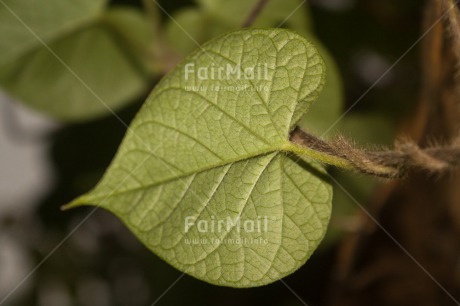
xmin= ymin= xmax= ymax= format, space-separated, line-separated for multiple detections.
xmin=165 ymin=1 xmax=343 ymax=136
xmin=67 ymin=29 xmax=332 ymax=287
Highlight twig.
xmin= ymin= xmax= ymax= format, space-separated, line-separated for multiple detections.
xmin=443 ymin=0 xmax=460 ymax=71
xmin=142 ymin=0 xmax=161 ymax=35
xmin=241 ymin=0 xmax=270 ymax=27
xmin=141 ymin=0 xmax=181 ymax=74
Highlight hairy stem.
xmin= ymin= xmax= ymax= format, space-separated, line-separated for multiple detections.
xmin=289 ymin=126 xmax=460 ymax=178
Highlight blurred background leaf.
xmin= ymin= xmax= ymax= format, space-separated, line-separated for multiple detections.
xmin=0 ymin=0 xmax=154 ymax=121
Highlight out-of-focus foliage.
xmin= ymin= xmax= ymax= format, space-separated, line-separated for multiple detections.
xmin=0 ymin=0 xmax=343 ymax=127
xmin=166 ymin=0 xmax=313 ymax=55
xmin=0 ymin=0 xmax=153 ymax=121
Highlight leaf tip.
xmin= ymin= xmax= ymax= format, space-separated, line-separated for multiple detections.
xmin=61 ymin=196 xmax=87 ymax=211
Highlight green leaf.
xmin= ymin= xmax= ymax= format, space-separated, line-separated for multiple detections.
xmin=0 ymin=0 xmax=106 ymax=63
xmin=102 ymin=7 xmax=156 ymax=71
xmin=197 ymin=0 xmax=312 ymax=34
xmin=66 ymin=29 xmax=332 ymax=287
xmin=0 ymin=1 xmax=152 ymax=121
xmin=166 ymin=0 xmax=312 ymax=57
xmin=165 ymin=2 xmax=343 ymax=135
xmin=165 ymin=8 xmax=229 ymax=56
xmin=297 ymin=38 xmax=344 ymax=135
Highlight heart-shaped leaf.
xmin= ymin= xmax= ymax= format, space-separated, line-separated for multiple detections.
xmin=66 ymin=29 xmax=332 ymax=287
xmin=165 ymin=3 xmax=343 ymax=136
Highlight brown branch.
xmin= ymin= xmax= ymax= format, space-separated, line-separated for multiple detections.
xmin=290 ymin=126 xmax=460 ymax=178
xmin=241 ymin=0 xmax=270 ymax=27
xmin=442 ymin=0 xmax=460 ymax=73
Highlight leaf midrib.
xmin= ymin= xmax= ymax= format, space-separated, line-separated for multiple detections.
xmin=74 ymin=142 xmax=293 ymax=205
